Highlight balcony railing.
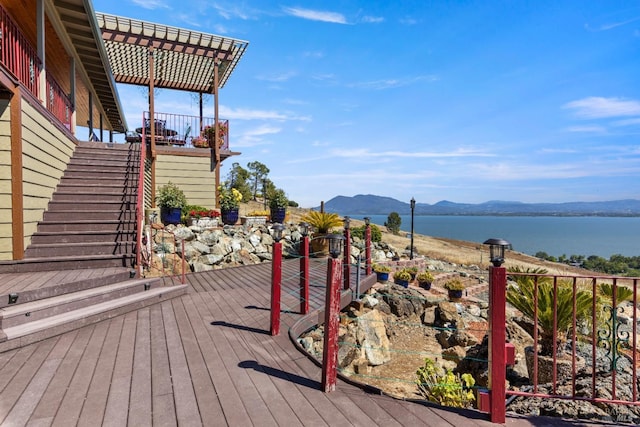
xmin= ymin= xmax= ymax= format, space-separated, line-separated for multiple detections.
xmin=0 ymin=5 xmax=73 ymax=128
xmin=129 ymin=111 xmax=229 ymax=151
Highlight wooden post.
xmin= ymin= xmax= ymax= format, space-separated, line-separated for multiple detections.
xmin=343 ymin=228 xmax=351 ymax=290
xmin=365 ymin=225 xmax=372 ymax=275
xmin=300 ymin=235 xmax=309 ymax=315
xmin=270 ymin=241 xmax=282 ymax=335
xmin=322 ymin=256 xmax=342 ymax=392
xmin=489 ymin=265 xmax=507 ymax=423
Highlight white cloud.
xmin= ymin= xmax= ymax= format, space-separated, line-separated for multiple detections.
xmin=282 ymin=7 xmax=348 ymax=24
xmin=330 ymin=147 xmax=492 ymax=159
xmin=349 ymin=75 xmax=438 ymax=90
xmin=361 ymin=16 xmax=384 ymax=23
xmin=219 ymin=106 xmax=310 ymax=121
xmin=256 ymin=71 xmax=297 ymax=82
xmin=585 ymin=16 xmax=640 ymax=31
xmin=612 ymin=118 xmax=640 ymax=127
xmin=565 ymin=125 xmax=607 ymax=133
xmin=563 ymin=97 xmax=640 ymax=119
xmin=131 ymin=0 xmax=169 ymax=10
xmin=233 ymin=124 xmax=282 ymax=147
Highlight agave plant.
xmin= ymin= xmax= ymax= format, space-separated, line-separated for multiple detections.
xmin=507 ymin=266 xmax=593 ymax=356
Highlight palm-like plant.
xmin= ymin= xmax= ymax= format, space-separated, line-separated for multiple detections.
xmin=507 ymin=267 xmax=593 ymax=356
xmin=299 ymin=211 xmax=343 ymax=234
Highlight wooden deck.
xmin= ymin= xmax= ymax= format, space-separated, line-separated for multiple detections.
xmin=0 ymin=261 xmax=610 ymax=426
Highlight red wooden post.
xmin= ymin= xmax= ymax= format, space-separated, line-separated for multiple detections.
xmin=364 ymin=223 xmax=372 ymax=275
xmin=299 ymin=235 xmax=309 ymax=315
xmin=489 ymin=265 xmax=507 ymax=423
xmin=343 ymin=228 xmax=351 ymax=290
xmin=181 ymin=239 xmax=186 ymax=284
xmin=321 ymin=256 xmax=343 ymax=392
xmin=270 ymin=241 xmax=282 ymax=336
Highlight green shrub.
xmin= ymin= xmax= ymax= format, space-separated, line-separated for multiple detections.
xmin=393 ymin=269 xmax=411 ymax=281
xmin=416 ymin=271 xmax=434 ymax=283
xmin=415 ymin=358 xmax=475 ymax=408
xmin=350 ymin=224 xmax=382 ymax=242
xmin=506 ymin=266 xmax=593 ymax=355
xmin=373 ymin=263 xmax=391 ymax=273
xmin=156 ymin=182 xmax=187 ymax=209
xmin=443 ymin=278 xmax=465 ymax=291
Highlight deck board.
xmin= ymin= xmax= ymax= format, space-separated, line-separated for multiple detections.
xmin=0 ymin=261 xmax=604 ymax=426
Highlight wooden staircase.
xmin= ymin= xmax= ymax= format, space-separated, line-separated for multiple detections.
xmin=24 ymin=141 xmax=139 ymax=270
xmin=0 ymin=141 xmax=188 ymax=352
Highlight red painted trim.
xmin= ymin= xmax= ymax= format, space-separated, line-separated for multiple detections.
xmin=270 ymin=242 xmax=282 ymax=336
xmin=489 ymin=265 xmax=506 ymax=424
xmin=322 ymin=257 xmax=342 ymax=392
xmin=299 ymin=236 xmax=309 ymax=315
xmin=364 ymin=226 xmax=372 ymax=275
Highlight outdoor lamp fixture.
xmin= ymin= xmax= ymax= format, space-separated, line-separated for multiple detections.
xmin=272 ymin=223 xmax=285 ymax=242
xmin=364 ymin=217 xmax=370 ymax=226
xmin=343 ymin=216 xmax=350 ymax=230
xmin=483 ymin=238 xmax=512 ymax=267
xmin=299 ymin=222 xmax=309 ymax=237
xmin=326 ymin=234 xmax=345 ymax=259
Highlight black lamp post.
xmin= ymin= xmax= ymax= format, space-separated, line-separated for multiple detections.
xmin=343 ymin=216 xmax=350 ymax=230
xmin=410 ymin=197 xmax=416 ymax=260
xmin=483 ymin=238 xmax=512 ymax=267
xmin=299 ymin=222 xmax=309 ymax=237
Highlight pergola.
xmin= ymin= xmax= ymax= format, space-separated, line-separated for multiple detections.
xmin=95 ymin=12 xmax=249 ymax=204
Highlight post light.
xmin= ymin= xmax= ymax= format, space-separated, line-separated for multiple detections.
xmin=364 ymin=217 xmax=370 ymax=226
xmin=299 ymin=222 xmax=309 ymax=237
xmin=483 ymin=238 xmax=512 ymax=267
xmin=272 ymin=223 xmax=285 ymax=242
xmin=326 ymin=234 xmax=345 ymax=259
xmin=343 ymin=216 xmax=350 ymax=230
xmin=410 ymin=197 xmax=416 ymax=260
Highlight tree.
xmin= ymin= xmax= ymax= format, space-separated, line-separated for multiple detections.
xmin=385 ymin=212 xmax=401 ymax=235
xmin=247 ymin=161 xmax=270 ymax=200
xmin=225 ymin=163 xmax=251 ymax=202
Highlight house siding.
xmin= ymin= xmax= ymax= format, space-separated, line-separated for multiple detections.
xmin=21 ymin=100 xmax=75 ymax=252
xmin=155 ymin=153 xmax=217 ymax=208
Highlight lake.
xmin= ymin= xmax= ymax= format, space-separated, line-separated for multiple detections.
xmin=348 ymin=215 xmax=640 ymax=259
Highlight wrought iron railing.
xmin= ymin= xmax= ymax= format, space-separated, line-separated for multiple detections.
xmin=132 ymin=111 xmax=229 ymax=151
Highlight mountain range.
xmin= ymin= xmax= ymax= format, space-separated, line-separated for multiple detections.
xmin=318 ymin=195 xmax=640 ymax=216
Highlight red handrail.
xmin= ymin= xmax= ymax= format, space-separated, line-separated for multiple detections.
xmin=135 ymin=112 xmax=146 ymax=276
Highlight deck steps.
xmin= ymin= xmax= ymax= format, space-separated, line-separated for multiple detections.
xmin=23 ymin=141 xmax=140 ymax=269
xmin=0 ymin=281 xmax=188 ymax=353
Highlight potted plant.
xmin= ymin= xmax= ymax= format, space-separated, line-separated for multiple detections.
xmin=416 ymin=271 xmax=434 ymax=290
xmin=156 ymin=182 xmax=187 ymax=225
xmin=373 ymin=264 xmax=392 ymax=283
xmin=202 ymin=121 xmax=228 ymax=148
xmin=407 ymin=266 xmax=419 ymax=281
xmin=393 ymin=269 xmax=412 ymax=288
xmin=242 ymin=210 xmax=270 ymax=226
xmin=268 ymin=189 xmax=288 ymax=223
xmin=218 ymin=185 xmax=243 ymax=225
xmin=443 ymin=277 xmax=465 ymax=300
xmin=191 ymin=136 xmax=208 ymax=148
xmin=299 ymin=211 xmax=343 ymax=257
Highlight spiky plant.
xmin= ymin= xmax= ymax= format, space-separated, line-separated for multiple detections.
xmin=507 ymin=267 xmax=593 ymax=356
xmin=299 ymin=211 xmax=343 ymax=234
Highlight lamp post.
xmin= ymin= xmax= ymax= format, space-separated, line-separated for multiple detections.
xmin=410 ymin=197 xmax=416 ymax=260
xmin=263 ymin=178 xmax=267 ymax=210
xmin=322 ymin=233 xmax=345 ymax=392
xmin=482 ymin=237 xmax=511 ymax=423
xmin=364 ymin=217 xmax=371 ymax=275
xmin=270 ymin=223 xmax=285 ymax=336
xmin=343 ymin=216 xmax=351 ymax=290
xmin=299 ymin=222 xmax=310 ymax=315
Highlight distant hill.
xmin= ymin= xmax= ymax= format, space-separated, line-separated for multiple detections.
xmin=317 ymin=195 xmax=640 ymax=216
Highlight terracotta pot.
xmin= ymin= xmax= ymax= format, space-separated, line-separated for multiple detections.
xmin=310 ymin=236 xmax=329 ymax=257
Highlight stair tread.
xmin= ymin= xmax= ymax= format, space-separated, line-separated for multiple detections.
xmin=3 ymin=285 xmax=187 ymax=339
xmin=0 ymin=278 xmax=160 ymax=317
xmin=27 ymin=241 xmax=136 ymax=247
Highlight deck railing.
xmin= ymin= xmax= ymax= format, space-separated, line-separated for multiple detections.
xmin=131 ymin=111 xmax=229 ymax=151
xmin=0 ymin=5 xmax=73 ymax=128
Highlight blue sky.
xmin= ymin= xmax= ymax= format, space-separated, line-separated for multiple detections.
xmin=92 ymin=0 xmax=640 ymax=208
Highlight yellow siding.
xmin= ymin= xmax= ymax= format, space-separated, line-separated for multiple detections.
xmin=21 ymin=101 xmax=75 ymax=251
xmin=155 ymin=153 xmax=217 ymax=208
xmin=0 ymin=99 xmax=11 ymax=259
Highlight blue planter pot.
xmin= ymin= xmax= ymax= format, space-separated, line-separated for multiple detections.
xmin=395 ymin=279 xmax=409 ymax=288
xmin=160 ymin=207 xmax=182 ymax=225
xmin=270 ymin=207 xmax=286 ymax=223
xmin=221 ymin=208 xmax=239 ymax=225
xmin=448 ymin=289 xmax=463 ymax=300
xmin=375 ymin=271 xmax=389 ymax=283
